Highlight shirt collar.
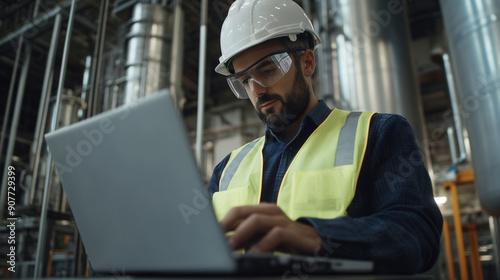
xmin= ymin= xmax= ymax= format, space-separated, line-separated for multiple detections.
xmin=266 ymin=100 xmax=332 ymax=142
xmin=303 ymin=100 xmax=332 ymax=127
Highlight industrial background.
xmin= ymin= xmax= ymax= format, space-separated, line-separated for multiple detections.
xmin=0 ymin=0 xmax=499 ymax=279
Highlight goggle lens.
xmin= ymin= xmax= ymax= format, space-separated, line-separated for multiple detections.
xmin=226 ymin=49 xmax=303 ymax=99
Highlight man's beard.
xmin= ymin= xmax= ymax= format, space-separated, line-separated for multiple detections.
xmin=255 ymin=69 xmax=311 ymax=133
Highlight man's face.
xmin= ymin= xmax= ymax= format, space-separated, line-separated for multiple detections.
xmin=232 ymin=42 xmax=311 ymax=132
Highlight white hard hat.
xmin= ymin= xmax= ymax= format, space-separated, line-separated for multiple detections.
xmin=215 ymin=0 xmax=321 ymax=75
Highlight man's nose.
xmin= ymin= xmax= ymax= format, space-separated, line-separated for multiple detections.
xmin=248 ymin=79 xmax=267 ymax=97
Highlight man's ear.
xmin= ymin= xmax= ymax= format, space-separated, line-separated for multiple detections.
xmin=302 ymin=49 xmax=315 ymax=77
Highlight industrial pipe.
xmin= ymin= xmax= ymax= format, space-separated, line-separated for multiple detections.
xmin=34 ymin=0 xmax=77 ymax=277
xmin=0 ymin=42 xmax=32 ymax=219
xmin=446 ymin=126 xmax=458 ymax=165
xmin=123 ymin=3 xmax=172 ymax=105
xmin=490 ymin=217 xmax=500 ymax=279
xmin=169 ymin=0 xmax=185 ymax=110
xmin=0 ymin=6 xmax=62 ymax=48
xmin=314 ymin=0 xmax=335 ymax=102
xmin=28 ymin=12 xmax=62 ymax=206
xmin=0 ymin=36 xmax=23 ymax=166
xmin=442 ymin=53 xmax=467 ymax=164
xmin=86 ymin=0 xmax=109 ymax=117
xmin=195 ymin=0 xmax=208 ymax=167
xmin=440 ymin=0 xmax=500 ymax=216
xmin=329 ymin=0 xmax=427 ymax=142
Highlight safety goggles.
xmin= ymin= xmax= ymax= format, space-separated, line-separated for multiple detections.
xmin=226 ymin=48 xmax=305 ymax=99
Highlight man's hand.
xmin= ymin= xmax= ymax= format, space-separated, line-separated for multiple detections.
xmin=220 ymin=203 xmax=323 ymax=255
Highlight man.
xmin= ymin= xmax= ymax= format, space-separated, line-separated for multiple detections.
xmin=209 ymin=0 xmax=443 ymax=274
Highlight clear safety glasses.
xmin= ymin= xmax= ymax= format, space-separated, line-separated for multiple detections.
xmin=226 ymin=48 xmax=305 ymax=99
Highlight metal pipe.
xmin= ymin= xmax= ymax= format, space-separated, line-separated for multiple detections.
xmin=33 ymin=0 xmax=41 ymax=17
xmin=12 ymin=0 xmax=40 ymax=207
xmin=122 ymin=3 xmax=172 ymax=105
xmin=195 ymin=0 xmax=208 ymax=167
xmin=0 ymin=6 xmax=62 ymax=48
xmin=439 ymin=0 xmax=500 ymax=216
xmin=336 ymin=33 xmax=356 ymax=108
xmin=490 ymin=216 xmax=500 ymax=280
xmin=442 ymin=53 xmax=467 ymax=163
xmin=0 ymin=43 xmax=32 ymax=219
xmin=34 ymin=0 xmax=77 ymax=277
xmin=170 ymin=0 xmax=185 ymax=110
xmin=314 ymin=0 xmax=335 ymax=101
xmin=0 ymin=36 xmax=23 ymax=164
xmin=446 ymin=126 xmax=458 ymax=165
xmin=28 ymin=12 xmax=62 ymax=206
xmin=333 ymin=0 xmax=426 ymax=132
xmin=86 ymin=0 xmax=109 ymax=117
xmin=80 ymin=55 xmax=92 ymax=107
xmin=138 ymin=6 xmax=152 ymax=101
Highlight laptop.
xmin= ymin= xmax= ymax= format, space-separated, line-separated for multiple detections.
xmin=45 ymin=90 xmax=373 ymax=276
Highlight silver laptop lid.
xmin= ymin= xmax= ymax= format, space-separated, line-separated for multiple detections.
xmin=45 ymin=90 xmax=236 ymax=274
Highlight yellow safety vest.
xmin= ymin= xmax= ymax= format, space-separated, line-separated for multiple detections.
xmin=213 ymin=109 xmax=375 ymax=221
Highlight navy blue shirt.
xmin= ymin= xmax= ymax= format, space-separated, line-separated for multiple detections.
xmin=209 ymin=101 xmax=443 ymax=274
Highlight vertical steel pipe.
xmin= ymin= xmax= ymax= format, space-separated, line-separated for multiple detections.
xmin=442 ymin=53 xmax=467 ymax=163
xmin=490 ymin=216 xmax=500 ymax=280
xmin=33 ymin=0 xmax=41 ymax=17
xmin=332 ymin=0 xmax=427 ymax=144
xmin=34 ymin=0 xmax=77 ymax=277
xmin=28 ymin=12 xmax=62 ymax=206
xmin=0 ymin=42 xmax=31 ymax=219
xmin=196 ymin=0 xmax=208 ymax=166
xmin=447 ymin=126 xmax=458 ymax=165
xmin=86 ymin=0 xmax=109 ymax=116
xmin=123 ymin=3 xmax=172 ymax=105
xmin=169 ymin=0 xmax=185 ymax=110
xmin=314 ymin=0 xmax=335 ymax=102
xmin=336 ymin=33 xmax=357 ymax=109
xmin=80 ymin=55 xmax=92 ymax=107
xmin=440 ymin=0 xmax=500 ymax=216
xmin=0 ymin=36 xmax=23 ymax=165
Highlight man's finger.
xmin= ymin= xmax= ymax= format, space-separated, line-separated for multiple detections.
xmin=249 ymin=224 xmax=323 ymax=255
xmin=220 ymin=203 xmax=283 ymax=231
xmin=229 ymin=213 xmax=287 ymax=250
xmin=247 ymin=226 xmax=289 ymax=253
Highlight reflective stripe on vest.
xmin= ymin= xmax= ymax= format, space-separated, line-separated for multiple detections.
xmin=220 ymin=138 xmax=261 ymax=191
xmin=213 ymin=109 xmax=374 ymax=221
xmin=335 ymin=112 xmax=362 ymax=166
